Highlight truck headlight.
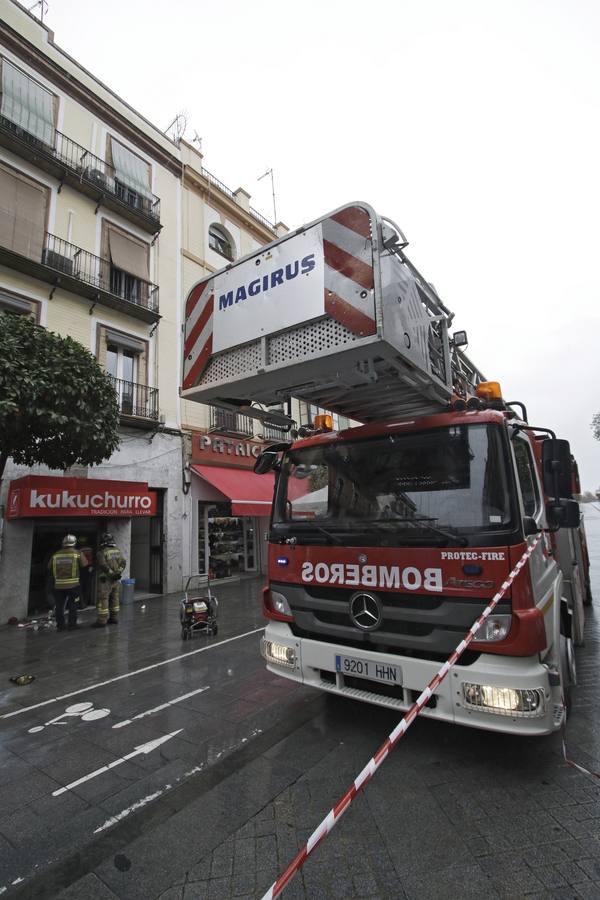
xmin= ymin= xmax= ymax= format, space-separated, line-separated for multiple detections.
xmin=261 ymin=638 xmax=296 ymax=668
xmin=473 ymin=614 xmax=512 ymax=642
xmin=462 ymin=683 xmax=545 ymax=717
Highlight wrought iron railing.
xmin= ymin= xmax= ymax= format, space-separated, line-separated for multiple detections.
xmin=110 ymin=376 xmax=159 ymax=420
xmin=40 ymin=232 xmax=160 ymax=313
xmin=0 ymin=115 xmax=161 ymax=223
xmin=209 ymin=406 xmax=254 ymax=437
xmin=261 ymin=423 xmax=291 ymax=441
xmin=201 ymin=165 xmax=276 ymax=232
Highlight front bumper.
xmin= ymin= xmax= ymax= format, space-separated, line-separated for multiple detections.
xmin=262 ymin=622 xmax=563 ymax=736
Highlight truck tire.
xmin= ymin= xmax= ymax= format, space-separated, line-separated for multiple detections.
xmin=572 ymin=583 xmax=586 ymax=646
xmin=583 ymin=577 xmax=593 ymax=607
xmin=559 ymin=632 xmax=576 ymax=717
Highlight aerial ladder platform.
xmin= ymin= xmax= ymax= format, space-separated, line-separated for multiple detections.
xmin=181 ymin=202 xmax=485 ymax=428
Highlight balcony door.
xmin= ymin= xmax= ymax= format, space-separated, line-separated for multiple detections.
xmin=107 ymin=344 xmax=137 ymax=415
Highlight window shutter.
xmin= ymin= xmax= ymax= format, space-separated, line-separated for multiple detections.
xmin=104 ymin=329 xmax=146 ymax=353
xmin=1 ymin=60 xmax=55 ymax=146
xmin=0 ymin=292 xmax=34 ymax=316
xmin=0 ymin=163 xmax=47 ymax=260
xmin=110 ymin=138 xmax=152 ymax=200
xmin=107 ymin=227 xmax=149 ymax=281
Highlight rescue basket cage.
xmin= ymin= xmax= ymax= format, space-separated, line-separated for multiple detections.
xmin=181 ymin=201 xmax=486 ymax=425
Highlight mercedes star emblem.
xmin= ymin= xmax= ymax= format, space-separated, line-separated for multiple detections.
xmin=349 ymin=592 xmax=382 ymax=631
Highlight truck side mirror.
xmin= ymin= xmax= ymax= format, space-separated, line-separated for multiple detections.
xmin=523 ymin=516 xmax=541 ymax=536
xmin=542 ymin=439 xmax=573 ymax=499
xmin=546 ymin=498 xmax=580 ymax=530
xmin=254 ymin=450 xmax=280 ymax=475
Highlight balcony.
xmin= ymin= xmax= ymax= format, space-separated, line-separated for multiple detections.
xmin=0 ymin=116 xmax=161 ymax=234
xmin=261 ymin=423 xmax=291 ymax=442
xmin=110 ymin=376 xmax=159 ymax=425
xmin=0 ymin=231 xmax=160 ymax=323
xmin=209 ymin=406 xmax=254 ymax=437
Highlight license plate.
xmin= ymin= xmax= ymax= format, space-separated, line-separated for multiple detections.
xmin=335 ymin=654 xmax=402 ymax=685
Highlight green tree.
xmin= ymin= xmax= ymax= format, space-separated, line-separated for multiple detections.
xmin=592 ymin=413 xmax=600 ymax=441
xmin=0 ymin=313 xmax=120 ymax=480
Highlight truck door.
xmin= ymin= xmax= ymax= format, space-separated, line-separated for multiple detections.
xmin=512 ymin=435 xmax=556 ymax=608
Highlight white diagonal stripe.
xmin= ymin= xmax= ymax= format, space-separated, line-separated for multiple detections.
xmin=321 ymin=217 xmax=372 ymax=264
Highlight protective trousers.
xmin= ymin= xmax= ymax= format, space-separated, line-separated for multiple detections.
xmin=96 ymin=576 xmax=121 ymax=624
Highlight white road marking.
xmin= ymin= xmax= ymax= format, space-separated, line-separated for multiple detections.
xmin=28 ymin=702 xmax=110 ymax=734
xmin=112 ymin=685 xmax=210 ymax=729
xmin=2 ymin=627 xmax=265 ymax=721
xmin=93 ymin=787 xmax=167 ymax=833
xmin=52 ymin=730 xmax=182 ymax=797
xmin=91 ymin=727 xmax=263 ymax=835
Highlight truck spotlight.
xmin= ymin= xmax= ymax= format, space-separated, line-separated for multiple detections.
xmin=453 ymin=330 xmax=468 ymax=348
xmin=462 ymin=683 xmax=545 ymax=717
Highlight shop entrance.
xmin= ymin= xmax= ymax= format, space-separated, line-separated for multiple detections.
xmin=199 ymin=502 xmax=258 ymax=580
xmin=130 ymin=489 xmax=164 ymax=594
xmin=29 ymin=522 xmax=99 ymax=614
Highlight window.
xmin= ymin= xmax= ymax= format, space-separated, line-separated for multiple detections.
xmin=208 ymin=224 xmax=234 ymax=261
xmin=109 ymin=138 xmax=152 ymax=205
xmin=513 ymin=439 xmax=540 ymax=518
xmin=0 ymin=162 xmax=49 ymax=261
xmin=107 ymin=343 xmax=137 ymax=416
xmin=0 ymin=59 xmax=56 ymax=147
xmin=0 ymin=291 xmax=36 ymax=318
xmin=104 ymin=224 xmax=150 ymax=305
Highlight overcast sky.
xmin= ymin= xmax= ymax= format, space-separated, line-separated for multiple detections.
xmin=41 ymin=0 xmax=600 ymax=489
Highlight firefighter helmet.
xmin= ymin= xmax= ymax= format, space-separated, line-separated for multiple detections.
xmin=100 ymin=532 xmax=116 ymax=547
xmin=62 ymin=534 xmax=77 ymax=548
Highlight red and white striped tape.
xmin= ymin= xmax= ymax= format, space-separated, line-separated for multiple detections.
xmin=261 ymin=536 xmax=542 ymax=900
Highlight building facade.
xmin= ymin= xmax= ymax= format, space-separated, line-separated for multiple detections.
xmin=0 ymin=0 xmax=283 ymax=621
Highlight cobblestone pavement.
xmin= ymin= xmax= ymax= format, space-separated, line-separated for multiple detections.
xmin=154 ymin=512 xmax=600 ymax=900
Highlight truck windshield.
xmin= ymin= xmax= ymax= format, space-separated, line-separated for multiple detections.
xmin=272 ymin=424 xmax=512 ymax=546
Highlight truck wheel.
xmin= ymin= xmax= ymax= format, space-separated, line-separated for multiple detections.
xmin=583 ymin=578 xmax=593 ymax=607
xmin=210 ymin=624 xmax=218 ymax=636
xmin=572 ymin=586 xmax=585 ymax=647
xmin=559 ymin=632 xmax=576 ymax=717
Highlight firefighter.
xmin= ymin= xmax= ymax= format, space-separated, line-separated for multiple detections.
xmin=93 ymin=532 xmax=126 ymax=628
xmin=77 ymin=536 xmax=94 ymax=608
xmin=48 ymin=534 xmax=83 ymax=631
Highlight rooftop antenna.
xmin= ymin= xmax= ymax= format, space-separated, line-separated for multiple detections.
xmin=164 ymin=113 xmax=187 ymax=144
xmin=258 ymin=167 xmax=277 ymax=225
xmin=28 ymin=0 xmax=48 ymax=22
xmin=192 ymin=131 xmax=203 ymax=152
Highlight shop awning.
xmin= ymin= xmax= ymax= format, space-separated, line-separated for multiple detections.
xmin=191 ymin=465 xmax=275 ymax=517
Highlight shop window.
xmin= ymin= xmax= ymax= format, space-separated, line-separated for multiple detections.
xmin=208 ymin=224 xmax=235 ymax=261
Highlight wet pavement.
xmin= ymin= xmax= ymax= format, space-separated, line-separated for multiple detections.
xmin=1 ymin=510 xmax=600 ymax=899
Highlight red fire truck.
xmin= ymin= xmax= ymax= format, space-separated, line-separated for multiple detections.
xmin=181 ymin=202 xmax=591 ymax=735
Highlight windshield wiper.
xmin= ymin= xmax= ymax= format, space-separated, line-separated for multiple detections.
xmin=279 ymin=524 xmax=343 ymax=545
xmin=388 ymin=516 xmax=468 ymax=547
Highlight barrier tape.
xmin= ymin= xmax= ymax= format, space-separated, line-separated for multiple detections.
xmin=261 ymin=536 xmax=543 ymax=900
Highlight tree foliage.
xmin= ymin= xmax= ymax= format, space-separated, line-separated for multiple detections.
xmin=0 ymin=313 xmax=120 ymax=479
xmin=592 ymin=412 xmax=600 ymax=442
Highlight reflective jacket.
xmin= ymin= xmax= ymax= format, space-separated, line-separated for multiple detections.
xmin=49 ymin=549 xmax=82 ymax=590
xmin=97 ymin=546 xmax=126 ymax=580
